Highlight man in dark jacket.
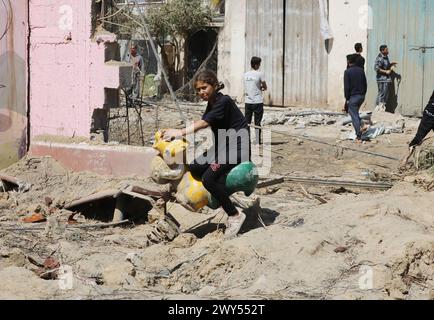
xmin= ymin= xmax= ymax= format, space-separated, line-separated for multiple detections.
xmin=344 ymin=54 xmax=368 ymax=144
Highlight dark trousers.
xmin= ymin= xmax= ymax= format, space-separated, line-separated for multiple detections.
xmin=189 ymin=160 xmax=238 ymax=216
xmin=410 ymin=111 xmax=434 ymax=147
xmin=245 ymin=103 xmax=264 ymax=144
xmin=348 ymin=94 xmax=365 ymax=139
xmin=376 ymin=82 xmax=390 ymax=106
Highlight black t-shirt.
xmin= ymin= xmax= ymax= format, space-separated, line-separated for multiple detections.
xmin=202 ymin=93 xmax=250 ymax=163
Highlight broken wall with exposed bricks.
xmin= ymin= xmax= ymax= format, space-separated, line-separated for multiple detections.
xmin=29 ymin=0 xmax=126 ymax=140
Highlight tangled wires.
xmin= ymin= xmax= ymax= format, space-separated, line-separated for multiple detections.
xmin=0 ymin=0 xmax=13 ymax=41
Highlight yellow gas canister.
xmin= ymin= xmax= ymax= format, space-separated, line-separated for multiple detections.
xmin=163 ymin=139 xmax=188 ymax=165
xmin=153 ymin=131 xmax=188 ymax=165
xmin=153 ymin=131 xmax=170 ymax=156
xmin=176 ymin=172 xmax=210 ymax=212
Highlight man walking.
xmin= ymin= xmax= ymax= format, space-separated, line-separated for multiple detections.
xmin=344 ymin=54 xmax=368 ymax=144
xmin=375 ymin=45 xmax=397 ymax=111
xmin=400 ymin=90 xmax=434 ymax=168
xmin=244 ymin=57 xmax=267 ymax=145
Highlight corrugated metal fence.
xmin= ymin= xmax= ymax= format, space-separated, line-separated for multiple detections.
xmin=245 ymin=0 xmax=328 ymax=107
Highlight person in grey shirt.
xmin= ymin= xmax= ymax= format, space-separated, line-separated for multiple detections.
xmin=375 ymin=45 xmax=397 ymax=111
xmin=244 ymin=57 xmax=267 ymax=145
xmin=126 ymin=45 xmax=145 ymax=100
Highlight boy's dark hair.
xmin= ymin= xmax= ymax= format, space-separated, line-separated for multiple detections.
xmin=347 ymin=54 xmax=358 ymax=65
xmin=355 ymin=43 xmax=363 ymax=53
xmin=379 ymin=45 xmax=388 ymax=52
xmin=194 ymin=70 xmax=225 ymax=91
xmin=251 ymin=57 xmax=262 ymax=68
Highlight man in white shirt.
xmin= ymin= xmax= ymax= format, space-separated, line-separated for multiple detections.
xmin=244 ymin=57 xmax=267 ymax=145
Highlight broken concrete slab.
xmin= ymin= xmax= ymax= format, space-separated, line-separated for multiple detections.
xmin=0 ymin=175 xmax=19 ymax=191
xmin=65 ymin=189 xmax=121 ymax=209
xmin=29 ymin=141 xmax=158 ymax=178
xmin=0 ymin=174 xmax=31 ymax=192
xmin=167 ymin=203 xmax=218 ymax=233
xmin=64 ymin=185 xmax=170 ymax=223
xmin=129 ymin=184 xmax=172 ymax=200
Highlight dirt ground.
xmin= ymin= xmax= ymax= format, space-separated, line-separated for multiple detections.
xmin=1 ymin=103 xmax=433 ymax=300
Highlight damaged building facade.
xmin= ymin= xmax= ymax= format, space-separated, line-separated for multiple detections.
xmin=1 ymin=0 xmax=156 ymax=172
xmin=1 ymin=0 xmax=434 ymax=170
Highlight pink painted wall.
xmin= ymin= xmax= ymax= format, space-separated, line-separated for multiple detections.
xmin=29 ymin=0 xmax=121 ymax=139
xmin=0 ymin=0 xmax=28 ymax=169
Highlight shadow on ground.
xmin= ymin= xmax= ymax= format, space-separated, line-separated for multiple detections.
xmin=187 ymin=206 xmax=280 ymax=239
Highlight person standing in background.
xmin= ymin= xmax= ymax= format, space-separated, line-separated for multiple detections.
xmin=244 ymin=57 xmax=267 ymax=145
xmin=126 ymin=45 xmax=145 ymax=100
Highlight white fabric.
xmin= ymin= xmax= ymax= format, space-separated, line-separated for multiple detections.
xmin=244 ymin=70 xmax=265 ymax=104
xmin=318 ymin=0 xmax=334 ymax=40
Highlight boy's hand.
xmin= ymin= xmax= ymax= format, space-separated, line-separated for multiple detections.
xmin=342 ymin=102 xmax=349 ymax=113
xmin=162 ymin=129 xmax=183 ymax=141
xmin=399 ymin=146 xmax=416 ymax=170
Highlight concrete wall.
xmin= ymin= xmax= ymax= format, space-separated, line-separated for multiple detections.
xmin=217 ymin=0 xmax=247 ymax=103
xmin=0 ymin=0 xmax=28 ymax=169
xmin=29 ymin=0 xmax=123 ymax=139
xmin=327 ymin=0 xmax=369 ymax=109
